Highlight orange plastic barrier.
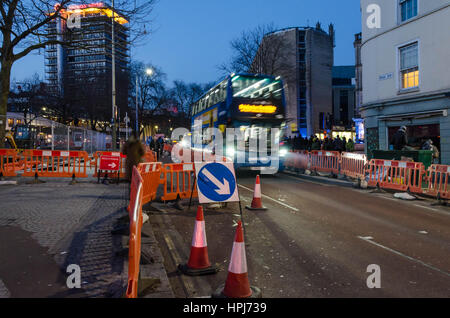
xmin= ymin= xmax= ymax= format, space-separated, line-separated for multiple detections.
xmin=91 ymin=151 xmax=126 ymax=178
xmin=309 ymin=151 xmax=341 ymax=175
xmin=366 ymin=159 xmax=425 ymax=193
xmin=284 ymin=151 xmax=309 ymax=171
xmin=294 ymin=150 xmax=310 ymax=171
xmin=0 ymin=149 xmax=18 ymax=177
xmin=127 ymin=162 xmax=162 ymax=213
xmin=126 ymin=166 xmax=144 ymax=298
xmin=160 ymin=163 xmax=198 ymax=201
xmin=144 ymin=150 xmax=157 ymax=163
xmin=22 ymin=150 xmax=88 ymax=179
xmin=283 ymin=151 xmax=297 ymax=170
xmin=423 ymin=164 xmax=450 ymax=200
xmin=341 ymin=152 xmax=367 ymax=180
xmin=163 ymin=143 xmax=173 ymax=153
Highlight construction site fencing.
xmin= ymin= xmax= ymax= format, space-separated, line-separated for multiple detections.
xmin=309 ymin=151 xmax=341 ymax=175
xmin=0 ymin=149 xmax=19 ymax=177
xmin=160 ymin=163 xmax=197 ymax=202
xmin=423 ymin=164 xmax=450 ymax=200
xmin=22 ymin=150 xmax=89 ymax=180
xmin=126 ymin=166 xmax=144 ymax=298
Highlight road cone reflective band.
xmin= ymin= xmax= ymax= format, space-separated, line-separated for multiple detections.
xmin=212 ymin=220 xmax=261 ymax=298
xmin=246 ymin=175 xmax=267 ymax=210
xmin=178 ymin=206 xmax=218 ymax=276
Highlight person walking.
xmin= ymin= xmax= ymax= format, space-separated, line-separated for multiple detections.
xmin=122 ymin=132 xmax=145 ymax=182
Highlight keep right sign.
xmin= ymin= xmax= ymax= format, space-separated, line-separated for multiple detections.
xmin=194 ymin=161 xmax=239 ymax=204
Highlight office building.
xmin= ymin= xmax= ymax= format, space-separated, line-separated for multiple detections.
xmin=252 ymin=23 xmax=335 ymax=137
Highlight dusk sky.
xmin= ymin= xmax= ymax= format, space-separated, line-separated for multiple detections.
xmin=11 ymin=0 xmax=362 ymax=85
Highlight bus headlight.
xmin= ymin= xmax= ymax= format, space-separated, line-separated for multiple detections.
xmin=226 ymin=147 xmax=236 ymax=158
xmin=279 ymin=148 xmax=288 ymax=157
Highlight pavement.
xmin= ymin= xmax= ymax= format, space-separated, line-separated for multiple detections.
xmin=149 ymin=169 xmax=450 ymax=298
xmin=0 ymin=170 xmax=170 ymax=298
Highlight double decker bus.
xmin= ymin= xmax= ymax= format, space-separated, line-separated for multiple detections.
xmin=189 ymin=73 xmax=288 ymax=172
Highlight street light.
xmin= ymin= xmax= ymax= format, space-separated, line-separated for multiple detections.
xmin=136 ymin=67 xmax=154 ymax=139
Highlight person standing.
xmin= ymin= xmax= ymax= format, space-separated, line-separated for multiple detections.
xmin=122 ymin=132 xmax=145 ymax=182
xmin=390 ymin=126 xmax=408 ymax=150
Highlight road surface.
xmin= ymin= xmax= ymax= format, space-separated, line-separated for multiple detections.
xmin=147 ymin=171 xmax=450 ymax=298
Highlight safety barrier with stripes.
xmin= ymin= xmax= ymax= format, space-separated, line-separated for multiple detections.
xmin=127 ymin=162 xmax=162 ymax=213
xmin=126 ymin=166 xmax=144 ymax=298
xmin=310 ymin=151 xmax=341 ymax=175
xmin=423 ymin=164 xmax=450 ymax=200
xmin=160 ymin=163 xmax=197 ymax=202
xmin=340 ymin=152 xmax=367 ymax=181
xmin=284 ymin=150 xmax=450 ymax=200
xmin=0 ymin=149 xmax=19 ymax=177
xmin=22 ymin=150 xmax=88 ymax=179
xmin=366 ymin=159 xmax=425 ymax=193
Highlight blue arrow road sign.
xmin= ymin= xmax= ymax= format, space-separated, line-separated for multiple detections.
xmin=196 ymin=162 xmax=237 ymax=203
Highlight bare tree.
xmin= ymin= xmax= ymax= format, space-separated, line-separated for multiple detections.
xmin=8 ymin=73 xmax=46 ymax=127
xmin=130 ymin=61 xmax=171 ymax=136
xmin=219 ymin=23 xmax=293 ymax=79
xmin=171 ymin=80 xmax=213 ymax=115
xmin=0 ymin=0 xmax=156 ymax=147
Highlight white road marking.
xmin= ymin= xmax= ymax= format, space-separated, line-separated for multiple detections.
xmin=413 ymin=204 xmax=439 ymax=212
xmin=357 ymin=236 xmax=450 ymax=277
xmin=238 ymin=184 xmax=300 ymax=212
xmin=283 ymin=174 xmax=331 ymax=187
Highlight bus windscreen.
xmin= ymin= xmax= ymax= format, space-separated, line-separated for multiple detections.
xmin=232 ymin=76 xmax=283 ymax=101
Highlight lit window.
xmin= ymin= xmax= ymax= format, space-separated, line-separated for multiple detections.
xmin=399 ymin=42 xmax=419 ymax=90
xmin=400 ymin=0 xmax=418 ymax=22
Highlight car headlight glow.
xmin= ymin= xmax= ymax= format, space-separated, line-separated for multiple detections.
xmin=279 ymin=148 xmax=288 ymax=157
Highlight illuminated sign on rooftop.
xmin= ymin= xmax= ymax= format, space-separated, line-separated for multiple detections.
xmin=68 ymin=2 xmax=105 ymax=10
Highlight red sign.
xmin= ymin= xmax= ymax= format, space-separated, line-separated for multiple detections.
xmin=100 ymin=155 xmax=120 ymax=171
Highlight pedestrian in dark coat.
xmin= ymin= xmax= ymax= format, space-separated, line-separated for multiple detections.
xmin=391 ymin=126 xmax=408 ymax=150
xmin=122 ymin=133 xmax=145 ymax=182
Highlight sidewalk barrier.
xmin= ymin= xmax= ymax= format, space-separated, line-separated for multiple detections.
xmin=295 ymin=150 xmax=310 ymax=171
xmin=160 ymin=163 xmax=198 ymax=202
xmin=127 ymin=162 xmax=162 ymax=213
xmin=91 ymin=151 xmax=126 ymax=179
xmin=212 ymin=220 xmax=261 ymax=298
xmin=245 ymin=175 xmax=267 ymax=211
xmin=341 ymin=152 xmax=367 ymax=180
xmin=0 ymin=149 xmax=18 ymax=177
xmin=178 ymin=206 xmax=218 ymax=276
xmin=126 ymin=166 xmax=144 ymax=298
xmin=310 ymin=151 xmax=340 ymax=175
xmin=284 ymin=151 xmax=298 ymax=171
xmin=423 ymin=164 xmax=450 ymax=200
xmin=366 ymin=159 xmax=425 ymax=193
xmin=22 ymin=150 xmax=88 ymax=180
xmin=144 ymin=150 xmax=157 ymax=163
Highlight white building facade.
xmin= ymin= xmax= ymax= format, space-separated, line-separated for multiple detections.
xmin=360 ymin=0 xmax=450 ymax=163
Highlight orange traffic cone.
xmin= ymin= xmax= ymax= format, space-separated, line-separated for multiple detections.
xmin=246 ymin=175 xmax=267 ymax=210
xmin=212 ymin=220 xmax=262 ymax=298
xmin=178 ymin=206 xmax=218 ymax=276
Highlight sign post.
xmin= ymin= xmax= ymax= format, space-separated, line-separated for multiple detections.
xmin=99 ymin=155 xmax=121 ymax=184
